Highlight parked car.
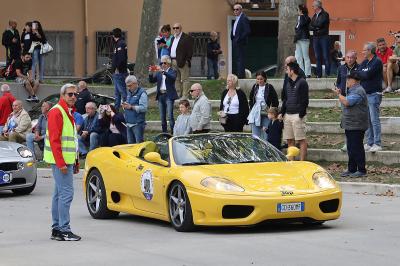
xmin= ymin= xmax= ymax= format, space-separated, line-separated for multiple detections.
xmin=251 ymin=64 xmax=325 ymax=78
xmin=84 ymin=133 xmax=342 ymax=232
xmin=0 ymin=141 xmax=37 ymax=195
xmin=67 ymin=61 xmax=135 ymax=85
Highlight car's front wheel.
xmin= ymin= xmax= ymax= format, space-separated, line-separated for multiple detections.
xmin=86 ymin=169 xmax=119 ymax=219
xmin=168 ymin=181 xmax=194 ymax=232
xmin=12 ymin=179 xmax=36 ymax=195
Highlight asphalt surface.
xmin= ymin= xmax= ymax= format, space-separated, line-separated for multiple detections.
xmin=0 ymin=172 xmax=399 ymax=266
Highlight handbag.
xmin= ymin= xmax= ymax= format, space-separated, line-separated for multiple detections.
xmin=40 ymin=42 xmax=53 ymax=54
xmin=217 ymin=111 xmax=227 ymax=125
xmin=28 ymin=41 xmax=40 ymax=54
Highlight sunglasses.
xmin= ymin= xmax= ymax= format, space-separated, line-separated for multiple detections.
xmin=161 ymin=62 xmax=168 ymax=64
xmin=172 ymin=27 xmax=180 ymax=30
xmin=189 ymin=89 xmax=198 ymax=93
xmin=233 ymin=8 xmax=240 ymax=11
xmin=66 ymin=92 xmax=78 ymax=97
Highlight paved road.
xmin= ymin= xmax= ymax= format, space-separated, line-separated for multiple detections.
xmin=1 ymin=172 xmax=399 ymax=266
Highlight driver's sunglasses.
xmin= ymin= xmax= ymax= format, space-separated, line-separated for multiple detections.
xmin=66 ymin=92 xmax=79 ymax=97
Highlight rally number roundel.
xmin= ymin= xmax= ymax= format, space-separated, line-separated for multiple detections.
xmin=141 ymin=170 xmax=154 ymax=200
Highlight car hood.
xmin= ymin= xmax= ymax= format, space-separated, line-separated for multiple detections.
xmin=0 ymin=142 xmax=20 ymax=158
xmin=194 ymin=162 xmax=316 ymax=193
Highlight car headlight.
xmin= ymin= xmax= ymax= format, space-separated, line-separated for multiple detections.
xmin=200 ymin=177 xmax=245 ymax=192
xmin=18 ymin=147 xmax=33 ymax=158
xmin=312 ymin=171 xmax=336 ymax=189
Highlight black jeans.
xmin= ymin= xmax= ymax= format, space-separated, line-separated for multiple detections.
xmin=345 ymin=130 xmax=366 ymax=173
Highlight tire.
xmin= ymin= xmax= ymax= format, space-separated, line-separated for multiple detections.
xmin=86 ymin=169 xmax=119 ymax=219
xmin=12 ymin=179 xmax=36 ymax=195
xmin=168 ymin=181 xmax=195 ymax=232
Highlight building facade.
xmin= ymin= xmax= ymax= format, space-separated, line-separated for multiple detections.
xmin=1 ymin=0 xmax=399 ymax=78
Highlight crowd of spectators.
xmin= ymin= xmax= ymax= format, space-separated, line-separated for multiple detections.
xmin=2 ymin=20 xmax=50 ymax=102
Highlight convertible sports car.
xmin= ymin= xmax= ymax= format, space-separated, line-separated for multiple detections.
xmin=0 ymin=141 xmax=37 ymax=195
xmin=83 ymin=133 xmax=341 ymax=231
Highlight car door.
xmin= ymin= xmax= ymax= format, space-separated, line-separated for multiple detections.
xmin=130 ymin=160 xmax=169 ymax=216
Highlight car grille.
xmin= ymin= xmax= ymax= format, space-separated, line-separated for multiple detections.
xmin=319 ymin=199 xmax=340 ymax=213
xmin=0 ymin=162 xmax=19 ymax=171
xmin=222 ymin=205 xmax=254 ymax=219
xmin=0 ymin=178 xmax=26 ymax=187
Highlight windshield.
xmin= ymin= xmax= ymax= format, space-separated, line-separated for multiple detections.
xmin=172 ymin=134 xmax=287 ymax=165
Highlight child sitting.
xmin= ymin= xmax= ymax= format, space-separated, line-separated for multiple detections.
xmin=263 ymin=107 xmax=283 ymax=150
xmin=173 ymin=99 xmax=191 ymax=136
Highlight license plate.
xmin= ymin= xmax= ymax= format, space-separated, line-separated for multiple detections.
xmin=0 ymin=170 xmax=12 ymax=185
xmin=277 ymin=202 xmax=305 ymax=213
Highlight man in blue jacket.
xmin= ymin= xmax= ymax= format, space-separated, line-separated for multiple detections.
xmin=230 ymin=4 xmax=250 ymax=79
xmin=357 ymin=42 xmax=383 ymax=153
xmin=149 ymin=55 xmax=178 ymax=133
xmin=122 ymin=75 xmax=148 ymax=144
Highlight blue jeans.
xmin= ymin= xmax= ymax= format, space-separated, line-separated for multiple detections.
xmin=295 ymin=39 xmax=311 ymax=76
xmin=112 ymin=73 xmax=128 ymax=111
xmin=251 ymin=116 xmax=270 ymax=140
xmin=51 ymin=164 xmax=74 ymax=233
xmin=0 ymin=126 xmax=3 ymax=133
xmin=127 ymin=123 xmax=145 ymax=144
xmin=313 ymin=35 xmax=330 ymax=77
xmin=26 ymin=133 xmax=44 ymax=159
xmin=78 ymin=132 xmax=99 ymax=155
xmin=366 ymin=93 xmax=382 ymax=146
xmin=158 ymin=94 xmax=175 ymax=133
xmin=32 ymin=48 xmax=45 ymax=81
xmin=207 ymin=58 xmax=219 ymax=80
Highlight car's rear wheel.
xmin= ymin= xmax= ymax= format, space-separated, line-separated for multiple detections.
xmin=12 ymin=179 xmax=36 ymax=195
xmin=168 ymin=181 xmax=194 ymax=232
xmin=86 ymin=169 xmax=119 ymax=219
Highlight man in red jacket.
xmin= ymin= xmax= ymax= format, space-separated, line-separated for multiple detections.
xmin=45 ymin=83 xmax=81 ymax=241
xmin=0 ymin=84 xmax=16 ymax=133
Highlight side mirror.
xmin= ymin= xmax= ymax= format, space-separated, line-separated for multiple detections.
xmin=286 ymin=146 xmax=300 ymax=160
xmin=144 ymin=152 xmax=169 ymax=166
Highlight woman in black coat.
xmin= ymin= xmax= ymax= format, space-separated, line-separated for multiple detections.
xmin=219 ymin=74 xmax=249 ymax=132
xmin=247 ymin=71 xmax=279 ymax=139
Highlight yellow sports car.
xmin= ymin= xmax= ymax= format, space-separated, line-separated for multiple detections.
xmin=83 ymin=133 xmax=341 ymax=232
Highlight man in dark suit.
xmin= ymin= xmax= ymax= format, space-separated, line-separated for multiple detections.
xmin=2 ymin=20 xmax=20 ymax=66
xmin=230 ymin=4 xmax=251 ymax=79
xmin=169 ymin=23 xmax=194 ymax=100
xmin=149 ymin=55 xmax=179 ymax=133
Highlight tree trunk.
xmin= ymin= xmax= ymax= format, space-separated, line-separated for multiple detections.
xmin=135 ymin=0 xmax=162 ymax=87
xmin=276 ymin=0 xmax=306 ymax=76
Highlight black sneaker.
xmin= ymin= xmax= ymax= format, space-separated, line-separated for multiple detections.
xmin=32 ymin=95 xmax=40 ymax=103
xmin=60 ymin=231 xmax=81 ymax=241
xmin=26 ymin=96 xmax=33 ymax=102
xmin=50 ymin=228 xmax=63 ymax=241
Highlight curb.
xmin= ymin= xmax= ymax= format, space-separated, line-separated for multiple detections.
xmin=37 ymin=169 xmax=399 ymax=197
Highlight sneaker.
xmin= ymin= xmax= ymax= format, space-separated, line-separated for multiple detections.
xmin=340 ymin=170 xmax=354 ymax=177
xmin=350 ymin=171 xmax=367 ymax=177
xmin=32 ymin=95 xmax=40 ymax=103
xmin=364 ymin=144 xmax=372 ymax=151
xmin=383 ymin=87 xmax=392 ymax=93
xmin=340 ymin=144 xmax=347 ymax=152
xmin=26 ymin=96 xmax=33 ymax=102
xmin=50 ymin=228 xmax=63 ymax=241
xmin=59 ymin=231 xmax=81 ymax=241
xmin=395 ymin=89 xmax=400 ymax=93
xmin=369 ymin=144 xmax=382 ymax=153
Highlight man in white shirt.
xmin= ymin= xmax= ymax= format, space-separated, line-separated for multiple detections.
xmin=169 ymin=23 xmax=194 ymax=100
xmin=230 ymin=4 xmax=251 ymax=79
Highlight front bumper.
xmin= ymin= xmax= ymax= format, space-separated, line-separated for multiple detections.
xmin=0 ymin=157 xmax=37 ymax=191
xmin=187 ymin=188 xmax=342 ymax=226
